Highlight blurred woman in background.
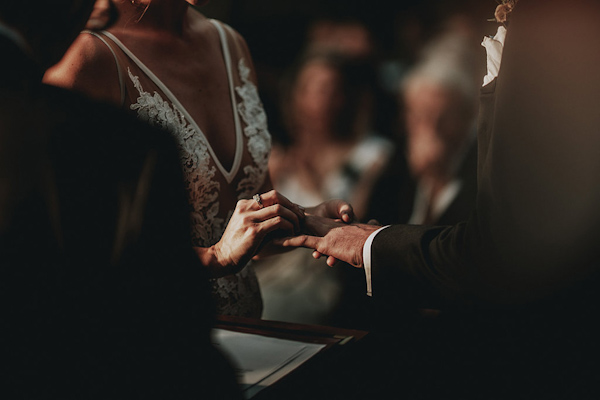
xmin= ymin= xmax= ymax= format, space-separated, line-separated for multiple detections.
xmin=256 ymin=50 xmax=392 ymax=327
xmin=270 ymin=49 xmax=393 ymax=221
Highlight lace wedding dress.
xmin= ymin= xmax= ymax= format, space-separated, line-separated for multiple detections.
xmin=87 ymin=19 xmax=270 ymax=317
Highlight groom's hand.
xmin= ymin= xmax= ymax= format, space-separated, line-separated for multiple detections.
xmin=304 ymin=199 xmax=354 ymax=265
xmin=277 ymin=215 xmax=381 ymax=268
xmin=307 ymin=199 xmax=354 ymax=223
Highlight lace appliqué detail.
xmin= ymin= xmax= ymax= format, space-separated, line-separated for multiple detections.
xmin=127 ymin=61 xmax=270 ymax=318
xmin=235 ymin=59 xmax=271 ymax=199
xmin=211 ymin=262 xmax=262 ymax=318
xmin=213 ymin=59 xmax=268 ymax=318
xmin=127 ymin=69 xmax=225 ymax=246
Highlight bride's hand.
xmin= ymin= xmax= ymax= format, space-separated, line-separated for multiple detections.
xmin=251 ymin=199 xmax=355 ymax=263
xmin=209 ymin=190 xmax=305 ymax=275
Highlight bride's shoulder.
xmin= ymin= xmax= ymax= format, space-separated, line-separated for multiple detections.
xmin=43 ymin=31 xmax=122 ymax=105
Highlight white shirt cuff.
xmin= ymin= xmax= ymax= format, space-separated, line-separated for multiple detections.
xmin=362 ymin=226 xmax=390 ymax=297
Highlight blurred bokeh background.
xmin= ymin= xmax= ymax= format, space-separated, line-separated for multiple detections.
xmin=200 ymin=0 xmax=494 ymax=144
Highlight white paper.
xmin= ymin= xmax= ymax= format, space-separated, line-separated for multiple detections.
xmin=211 ymin=328 xmax=326 ymax=398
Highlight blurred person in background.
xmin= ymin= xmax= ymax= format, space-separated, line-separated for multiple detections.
xmin=305 ymin=17 xmax=375 ymax=60
xmin=256 ymin=49 xmax=392 ymax=327
xmin=366 ymin=28 xmax=480 ymax=227
xmin=271 ymin=50 xmax=393 ymax=220
xmin=304 ymin=15 xmax=400 ymax=156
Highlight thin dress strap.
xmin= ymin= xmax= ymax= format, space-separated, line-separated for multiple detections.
xmin=98 ymin=26 xmax=244 ymax=183
xmin=82 ymin=30 xmax=126 ymax=106
xmin=208 ymin=19 xmax=245 ymax=182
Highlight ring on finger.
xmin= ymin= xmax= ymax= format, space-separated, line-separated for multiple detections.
xmin=253 ymin=193 xmax=264 ymax=209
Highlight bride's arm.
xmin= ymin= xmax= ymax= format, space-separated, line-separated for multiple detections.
xmin=43 ymin=32 xmax=122 ymax=106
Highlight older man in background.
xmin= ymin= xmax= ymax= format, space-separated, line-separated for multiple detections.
xmin=366 ymin=28 xmax=479 ymax=227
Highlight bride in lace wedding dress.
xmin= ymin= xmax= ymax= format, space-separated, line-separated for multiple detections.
xmin=44 ymin=0 xmax=352 ymax=318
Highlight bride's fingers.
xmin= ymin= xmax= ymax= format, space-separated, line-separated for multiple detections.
xmin=253 ymin=203 xmax=302 ymax=233
xmin=257 ymin=215 xmax=295 ymax=237
xmin=257 ymin=190 xmax=305 ymax=221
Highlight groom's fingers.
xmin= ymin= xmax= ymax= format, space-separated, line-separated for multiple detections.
xmin=338 ymin=203 xmax=353 ymax=223
xmin=314 ymin=251 xmax=340 ymax=267
xmin=278 ymin=236 xmax=339 ymax=266
xmin=324 ymin=199 xmax=354 ymax=223
xmin=277 ymin=235 xmax=320 ymax=250
xmin=326 ymin=256 xmax=339 ymax=267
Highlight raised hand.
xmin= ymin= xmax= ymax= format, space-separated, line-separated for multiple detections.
xmin=198 ymin=190 xmax=305 ymax=277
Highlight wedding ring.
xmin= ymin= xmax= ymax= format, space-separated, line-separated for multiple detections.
xmin=253 ymin=193 xmax=264 ymax=209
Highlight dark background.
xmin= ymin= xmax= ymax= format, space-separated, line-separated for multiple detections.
xmin=200 ymin=0 xmax=495 ymax=66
